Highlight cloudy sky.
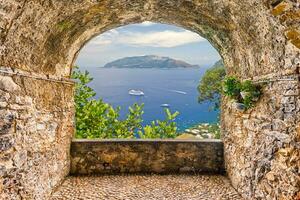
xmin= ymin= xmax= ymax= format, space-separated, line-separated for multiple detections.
xmin=75 ymin=22 xmax=221 ymax=68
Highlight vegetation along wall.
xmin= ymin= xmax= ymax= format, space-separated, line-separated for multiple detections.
xmin=0 ymin=0 xmax=299 ymax=199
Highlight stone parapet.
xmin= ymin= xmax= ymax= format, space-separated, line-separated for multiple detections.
xmin=70 ymin=139 xmax=224 ymax=175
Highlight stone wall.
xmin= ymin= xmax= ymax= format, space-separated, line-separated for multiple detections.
xmin=222 ymin=73 xmax=300 ymax=200
xmin=0 ymin=0 xmax=299 ymax=199
xmin=0 ymin=68 xmax=74 ymax=199
xmin=221 ymin=1 xmax=300 ymax=199
xmin=70 ymin=139 xmax=224 ymax=175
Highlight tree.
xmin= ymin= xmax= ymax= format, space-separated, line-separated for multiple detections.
xmin=72 ymin=66 xmax=180 ymax=139
xmin=197 ymin=60 xmax=226 ymax=110
xmin=72 ymin=66 xmax=144 ymax=139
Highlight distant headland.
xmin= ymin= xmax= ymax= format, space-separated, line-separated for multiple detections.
xmin=103 ymin=55 xmax=200 ymax=69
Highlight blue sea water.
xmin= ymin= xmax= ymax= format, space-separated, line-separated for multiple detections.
xmin=84 ymin=67 xmax=219 ymax=132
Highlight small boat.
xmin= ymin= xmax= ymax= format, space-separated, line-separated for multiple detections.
xmin=160 ymin=104 xmax=170 ymax=108
xmin=128 ymin=90 xmax=145 ymax=96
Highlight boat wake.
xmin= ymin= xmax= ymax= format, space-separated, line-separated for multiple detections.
xmin=168 ymin=90 xmax=187 ymax=95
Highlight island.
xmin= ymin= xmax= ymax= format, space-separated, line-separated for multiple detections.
xmin=103 ymin=55 xmax=200 ymax=68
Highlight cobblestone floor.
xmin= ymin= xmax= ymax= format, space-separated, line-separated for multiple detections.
xmin=51 ymin=174 xmax=243 ymax=200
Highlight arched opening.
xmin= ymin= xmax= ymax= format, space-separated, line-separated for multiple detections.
xmin=72 ymin=22 xmax=223 ymax=140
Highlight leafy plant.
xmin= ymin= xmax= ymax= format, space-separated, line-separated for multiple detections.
xmin=222 ymin=76 xmax=262 ymax=110
xmin=222 ymin=76 xmax=242 ymax=99
xmin=240 ymin=80 xmax=262 ymax=109
xmin=138 ymin=109 xmax=180 ymax=139
xmin=198 ymin=60 xmax=226 ymax=110
xmin=72 ymin=66 xmax=180 ymax=139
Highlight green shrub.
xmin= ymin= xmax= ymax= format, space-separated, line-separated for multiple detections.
xmin=72 ymin=66 xmax=180 ymax=139
xmin=222 ymin=76 xmax=242 ymax=99
xmin=222 ymin=76 xmax=262 ymax=110
xmin=138 ymin=109 xmax=180 ymax=139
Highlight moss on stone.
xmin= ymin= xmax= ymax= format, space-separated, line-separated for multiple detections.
xmin=57 ymin=20 xmax=73 ymax=31
xmin=84 ymin=5 xmax=106 ymax=22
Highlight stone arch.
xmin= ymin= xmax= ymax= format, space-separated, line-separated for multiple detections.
xmin=3 ymin=0 xmax=295 ymax=78
xmin=0 ymin=1 xmax=299 ymax=199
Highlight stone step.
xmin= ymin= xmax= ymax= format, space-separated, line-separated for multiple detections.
xmin=70 ymin=139 xmax=224 ymax=175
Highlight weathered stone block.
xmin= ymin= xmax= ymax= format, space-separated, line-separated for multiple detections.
xmin=0 ymin=76 xmax=20 ymax=92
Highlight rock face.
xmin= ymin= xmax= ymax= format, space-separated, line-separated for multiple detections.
xmin=104 ymin=55 xmax=200 ymax=68
xmin=0 ymin=0 xmax=299 ymax=200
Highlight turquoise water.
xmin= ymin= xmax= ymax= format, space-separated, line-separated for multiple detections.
xmin=84 ymin=67 xmax=219 ymax=132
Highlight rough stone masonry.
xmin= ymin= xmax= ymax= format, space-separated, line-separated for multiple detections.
xmin=70 ymin=139 xmax=225 ymax=175
xmin=0 ymin=0 xmax=299 ymax=199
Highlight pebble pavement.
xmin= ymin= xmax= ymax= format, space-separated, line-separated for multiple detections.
xmin=51 ymin=174 xmax=243 ymax=200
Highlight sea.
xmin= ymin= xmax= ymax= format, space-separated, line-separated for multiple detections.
xmin=83 ymin=67 xmax=219 ymax=132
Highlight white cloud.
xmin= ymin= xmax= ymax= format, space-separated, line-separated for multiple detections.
xmin=92 ymin=29 xmax=119 ymax=45
xmin=121 ymin=30 xmax=204 ymax=47
xmin=91 ymin=29 xmax=205 ymax=48
xmin=137 ymin=21 xmax=156 ymax=26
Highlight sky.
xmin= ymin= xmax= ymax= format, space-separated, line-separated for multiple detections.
xmin=75 ymin=21 xmax=221 ymax=68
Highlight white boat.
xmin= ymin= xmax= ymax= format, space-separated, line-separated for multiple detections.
xmin=160 ymin=104 xmax=170 ymax=107
xmin=128 ymin=90 xmax=145 ymax=96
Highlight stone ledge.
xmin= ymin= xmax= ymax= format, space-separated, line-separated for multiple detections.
xmin=72 ymin=138 xmax=222 ymax=143
xmin=70 ymin=139 xmax=224 ymax=175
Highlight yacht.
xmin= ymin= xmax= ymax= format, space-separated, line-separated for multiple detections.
xmin=128 ymin=90 xmax=145 ymax=96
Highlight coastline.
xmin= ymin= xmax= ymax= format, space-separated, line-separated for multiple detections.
xmin=176 ymin=123 xmax=221 ymax=139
